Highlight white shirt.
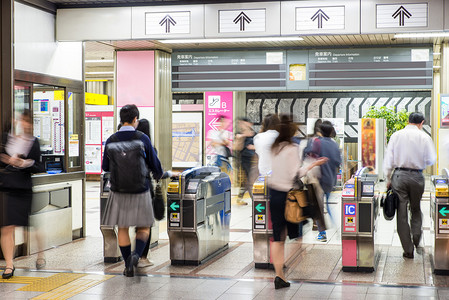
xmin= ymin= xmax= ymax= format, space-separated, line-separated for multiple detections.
xmin=254 ymin=130 xmax=279 ymax=175
xmin=383 ymin=124 xmax=436 ymax=179
xmin=207 ymin=129 xmax=231 ymax=156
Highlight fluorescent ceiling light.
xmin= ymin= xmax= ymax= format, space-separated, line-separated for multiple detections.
xmin=394 ymin=32 xmax=449 ymax=38
xmin=158 ymin=36 xmax=303 ymax=44
xmin=85 ymin=71 xmax=114 ymax=75
xmin=433 ymin=66 xmax=441 ymax=68
xmin=433 ymin=52 xmax=441 ymax=55
xmin=85 ymin=59 xmax=114 ymax=63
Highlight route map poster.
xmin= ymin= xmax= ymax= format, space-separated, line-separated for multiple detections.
xmin=205 ymin=91 xmax=233 ymax=166
xmin=172 ymin=112 xmax=202 ymax=168
xmin=441 ymin=94 xmax=449 ymax=127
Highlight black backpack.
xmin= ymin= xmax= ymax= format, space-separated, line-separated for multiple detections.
xmin=107 ymin=131 xmax=148 ymax=193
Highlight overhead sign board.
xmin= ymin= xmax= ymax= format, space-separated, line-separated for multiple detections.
xmin=219 ymin=9 xmax=266 ymax=33
xmin=131 ymin=5 xmax=204 ymax=39
xmin=145 ymin=11 xmax=190 ymax=34
xmin=376 ymin=3 xmax=427 ymax=28
xmin=205 ymin=2 xmax=280 ymax=38
xmin=361 ymin=0 xmax=443 ymax=33
xmin=281 ymin=0 xmax=360 ymax=35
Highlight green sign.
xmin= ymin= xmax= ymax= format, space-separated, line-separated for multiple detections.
xmin=255 ymin=203 xmax=265 ymax=213
xmin=440 ymin=206 xmax=449 ymax=217
xmin=170 ymin=202 xmax=180 ymax=211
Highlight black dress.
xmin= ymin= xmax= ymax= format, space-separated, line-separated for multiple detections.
xmin=0 ymin=137 xmax=44 ymax=227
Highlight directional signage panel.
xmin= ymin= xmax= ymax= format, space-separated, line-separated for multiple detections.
xmin=361 ymin=0 xmax=443 ymax=34
xmin=296 ymin=6 xmax=345 ymax=30
xmin=145 ymin=11 xmax=190 ymax=34
xmin=376 ymin=3 xmax=427 ymax=28
xmin=281 ymin=0 xmax=360 ymax=35
xmin=205 ymin=2 xmax=280 ymax=38
xmin=132 ymin=5 xmax=203 ymax=39
xmin=438 ymin=204 xmax=449 ymax=234
xmin=219 ymin=9 xmax=265 ymax=33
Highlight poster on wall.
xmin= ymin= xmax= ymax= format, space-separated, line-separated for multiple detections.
xmin=204 ymin=91 xmax=233 ymax=166
xmin=172 ymin=112 xmax=202 ymax=168
xmin=441 ymin=94 xmax=449 ymax=127
xmin=85 ymin=145 xmax=102 ymax=173
xmin=361 ymin=118 xmax=376 ymax=168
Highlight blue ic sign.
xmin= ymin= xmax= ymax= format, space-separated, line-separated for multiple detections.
xmin=345 ymin=204 xmax=356 ymax=216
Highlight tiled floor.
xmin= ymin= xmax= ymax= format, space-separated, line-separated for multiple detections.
xmin=1 ymin=181 xmax=448 ymax=299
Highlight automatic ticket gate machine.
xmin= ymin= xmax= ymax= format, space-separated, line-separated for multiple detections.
xmin=252 ymin=175 xmax=302 ymax=269
xmin=341 ymin=167 xmax=381 ymax=272
xmin=99 ymin=173 xmax=159 ymax=263
xmin=430 ymin=169 xmax=449 ymax=275
xmin=167 ymin=167 xmax=231 ymax=265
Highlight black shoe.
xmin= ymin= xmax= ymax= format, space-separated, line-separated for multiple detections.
xmin=403 ymin=252 xmax=414 ymax=259
xmin=125 ymin=253 xmax=139 ymax=277
xmin=2 ymin=267 xmax=15 ymax=279
xmin=274 ymin=276 xmax=290 ymax=289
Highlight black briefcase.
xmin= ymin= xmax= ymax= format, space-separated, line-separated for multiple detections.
xmin=381 ymin=188 xmax=398 ymax=221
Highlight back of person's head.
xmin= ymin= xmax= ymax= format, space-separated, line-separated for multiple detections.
xmin=261 ymin=114 xmax=280 ymax=132
xmin=21 ymin=109 xmax=32 ymax=123
xmin=409 ymin=112 xmax=425 ymax=124
xmin=272 ymin=114 xmax=297 ymax=152
xmin=313 ymin=119 xmax=323 ymax=136
xmin=120 ymin=104 xmax=139 ymax=125
xmin=239 ymin=117 xmax=251 ymax=123
xmin=320 ymin=121 xmax=335 ymax=138
xmin=136 ymin=118 xmax=151 ymax=140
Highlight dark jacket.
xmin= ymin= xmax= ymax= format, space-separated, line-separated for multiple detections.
xmin=318 ymin=137 xmax=342 ymax=193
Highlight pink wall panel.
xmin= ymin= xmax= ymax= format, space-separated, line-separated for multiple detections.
xmin=117 ymin=51 xmax=154 ymax=107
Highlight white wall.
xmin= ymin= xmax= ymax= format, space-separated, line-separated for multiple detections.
xmin=14 ymin=2 xmax=83 ymax=81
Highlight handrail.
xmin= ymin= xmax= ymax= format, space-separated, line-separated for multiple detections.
xmin=443 ymin=168 xmax=449 ymax=180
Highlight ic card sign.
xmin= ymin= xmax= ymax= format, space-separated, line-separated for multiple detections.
xmin=343 ymin=203 xmax=356 ymax=232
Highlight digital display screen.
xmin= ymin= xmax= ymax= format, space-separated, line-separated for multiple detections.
xmin=363 ymin=184 xmax=374 ymax=194
xmin=187 ymin=181 xmax=199 ymax=190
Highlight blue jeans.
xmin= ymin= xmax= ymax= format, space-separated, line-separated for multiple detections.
xmin=215 ymin=155 xmax=231 ymax=172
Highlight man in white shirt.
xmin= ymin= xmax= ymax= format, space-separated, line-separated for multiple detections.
xmin=384 ymin=112 xmax=436 ymax=259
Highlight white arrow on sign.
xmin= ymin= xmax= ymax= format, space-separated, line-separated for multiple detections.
xmin=208 ymin=118 xmax=220 ymax=131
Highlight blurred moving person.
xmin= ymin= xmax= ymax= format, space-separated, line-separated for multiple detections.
xmin=254 ymin=114 xmax=280 ymax=176
xmin=0 ymin=110 xmax=44 ymax=279
xmin=102 ymin=105 xmax=166 ymax=277
xmin=234 ymin=118 xmax=256 ymax=205
xmin=208 ymin=115 xmax=232 ymax=173
xmin=384 ymin=112 xmax=436 ymax=259
xmin=268 ymin=114 xmax=327 ymax=289
xmin=317 ymin=121 xmax=342 ymax=226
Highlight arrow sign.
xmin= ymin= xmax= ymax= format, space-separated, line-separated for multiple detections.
xmin=233 ymin=11 xmax=252 ymax=31
xmin=255 ymin=203 xmax=265 ymax=213
xmin=311 ymin=9 xmax=329 ymax=29
xmin=208 ymin=118 xmax=220 ymax=131
xmin=159 ymin=15 xmax=177 ymax=33
xmin=170 ymin=202 xmax=179 ymax=211
xmin=440 ymin=206 xmax=449 ymax=217
xmin=392 ymin=6 xmax=412 ymax=26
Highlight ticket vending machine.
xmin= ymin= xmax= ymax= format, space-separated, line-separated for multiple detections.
xmin=430 ymin=169 xmax=449 ymax=274
xmin=341 ymin=167 xmax=381 ymax=272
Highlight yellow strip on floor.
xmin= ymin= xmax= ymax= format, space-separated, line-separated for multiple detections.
xmin=18 ymin=273 xmax=86 ymax=292
xmin=0 ymin=276 xmax=42 ymax=284
xmin=32 ymin=274 xmax=114 ymax=300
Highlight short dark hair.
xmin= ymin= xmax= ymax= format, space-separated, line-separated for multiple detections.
xmin=409 ymin=112 xmax=425 ymax=124
xmin=320 ymin=121 xmax=335 ymax=138
xmin=136 ymin=118 xmax=151 ymax=141
xmin=120 ymin=104 xmax=139 ymax=124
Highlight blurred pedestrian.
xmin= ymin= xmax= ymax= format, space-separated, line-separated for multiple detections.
xmin=0 ymin=110 xmax=44 ymax=279
xmin=102 ymin=105 xmax=166 ymax=277
xmin=268 ymin=114 xmax=327 ymax=289
xmin=317 ymin=121 xmax=342 ymax=226
xmin=234 ymin=118 xmax=256 ymax=205
xmin=254 ymin=114 xmax=280 ymax=175
xmin=208 ymin=115 xmax=232 ymax=173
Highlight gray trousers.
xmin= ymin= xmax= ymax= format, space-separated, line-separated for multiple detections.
xmin=391 ymin=169 xmax=425 ymax=254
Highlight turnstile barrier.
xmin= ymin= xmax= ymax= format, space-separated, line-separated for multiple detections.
xmin=341 ymin=167 xmax=381 ymax=272
xmin=167 ymin=166 xmax=231 ymax=265
xmin=430 ymin=168 xmax=449 ymax=275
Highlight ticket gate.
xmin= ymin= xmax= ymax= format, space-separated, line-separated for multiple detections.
xmin=341 ymin=167 xmax=381 ymax=272
xmin=252 ymin=176 xmax=302 ymax=269
xmin=100 ymin=173 xmax=159 ymax=263
xmin=167 ymin=166 xmax=231 ymax=265
xmin=430 ymin=169 xmax=449 ymax=275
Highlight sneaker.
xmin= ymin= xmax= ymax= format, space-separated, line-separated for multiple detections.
xmin=236 ymin=199 xmax=248 ymax=205
xmin=137 ymin=257 xmax=154 ymax=268
xmin=316 ymin=232 xmax=327 ymax=242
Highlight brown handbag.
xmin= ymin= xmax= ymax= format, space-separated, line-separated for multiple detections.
xmin=285 ymin=189 xmax=308 ymax=224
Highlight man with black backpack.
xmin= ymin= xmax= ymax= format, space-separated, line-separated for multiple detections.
xmin=102 ymin=104 xmax=163 ymax=277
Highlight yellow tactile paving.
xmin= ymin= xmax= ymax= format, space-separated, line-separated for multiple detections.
xmin=0 ymin=276 xmax=42 ymax=284
xmin=17 ymin=273 xmax=86 ymax=292
xmin=32 ymin=274 xmax=114 ymax=300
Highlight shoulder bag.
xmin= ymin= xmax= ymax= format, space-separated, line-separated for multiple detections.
xmin=153 ymin=180 xmax=165 ymax=221
xmin=285 ymin=189 xmax=309 ymax=224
